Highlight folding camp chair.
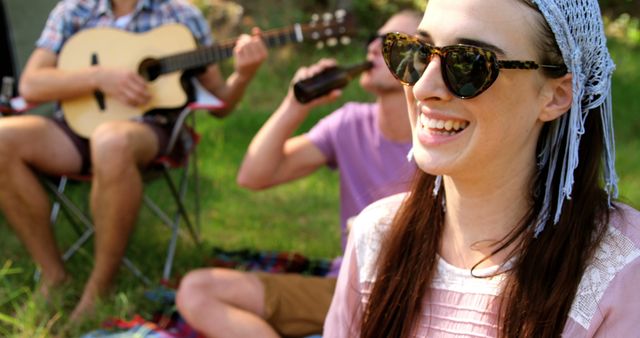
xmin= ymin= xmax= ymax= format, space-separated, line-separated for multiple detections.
xmin=2 ymin=77 xmax=224 ymax=285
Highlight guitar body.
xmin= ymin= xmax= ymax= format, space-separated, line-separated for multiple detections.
xmin=57 ymin=11 xmax=355 ymax=137
xmin=58 ymin=24 xmax=196 ymax=138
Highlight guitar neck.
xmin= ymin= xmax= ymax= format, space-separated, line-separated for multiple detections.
xmin=158 ymin=24 xmax=305 ymax=74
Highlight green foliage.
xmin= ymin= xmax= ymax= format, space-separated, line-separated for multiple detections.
xmin=599 ymin=0 xmax=640 ymax=17
xmin=605 ymin=13 xmax=640 ymax=46
xmin=349 ymin=0 xmax=424 ymax=34
xmin=193 ymin=0 xmax=424 ymax=46
xmin=608 ymin=39 xmax=640 ymax=206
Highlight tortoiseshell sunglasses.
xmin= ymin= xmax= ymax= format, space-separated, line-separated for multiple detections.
xmin=382 ymin=32 xmax=567 ymax=99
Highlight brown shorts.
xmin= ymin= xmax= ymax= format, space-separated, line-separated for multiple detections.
xmin=255 ymin=273 xmax=337 ymax=338
xmin=51 ymin=114 xmax=171 ymax=174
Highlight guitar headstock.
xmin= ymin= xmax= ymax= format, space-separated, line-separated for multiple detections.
xmin=302 ymin=9 xmax=356 ymax=49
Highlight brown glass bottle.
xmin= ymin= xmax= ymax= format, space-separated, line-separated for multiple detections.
xmin=293 ymin=61 xmax=373 ymax=104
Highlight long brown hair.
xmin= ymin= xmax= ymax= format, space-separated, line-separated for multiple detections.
xmin=360 ymin=2 xmax=612 ymax=337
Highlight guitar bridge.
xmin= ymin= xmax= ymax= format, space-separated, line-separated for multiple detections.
xmin=91 ymin=53 xmax=106 ymax=112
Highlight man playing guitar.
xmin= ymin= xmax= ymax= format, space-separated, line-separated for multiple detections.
xmin=0 ymin=0 xmax=267 ymax=321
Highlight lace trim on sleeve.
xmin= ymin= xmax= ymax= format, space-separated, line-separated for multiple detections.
xmin=569 ymin=225 xmax=640 ymax=329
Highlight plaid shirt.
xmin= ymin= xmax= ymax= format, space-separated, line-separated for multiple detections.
xmin=36 ymin=0 xmax=213 ymax=54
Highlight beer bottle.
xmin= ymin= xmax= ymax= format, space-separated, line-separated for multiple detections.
xmin=293 ymin=61 xmax=373 ymax=104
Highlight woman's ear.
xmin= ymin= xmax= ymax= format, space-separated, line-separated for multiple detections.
xmin=539 ymin=73 xmax=573 ymax=122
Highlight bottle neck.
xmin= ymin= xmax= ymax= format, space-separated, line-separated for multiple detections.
xmin=344 ymin=61 xmax=373 ymax=78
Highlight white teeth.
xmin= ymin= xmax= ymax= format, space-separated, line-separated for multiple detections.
xmin=444 ymin=120 xmax=453 ymax=131
xmin=420 ymin=116 xmax=468 ymax=133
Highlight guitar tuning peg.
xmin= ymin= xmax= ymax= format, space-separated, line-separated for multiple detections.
xmin=316 ymin=41 xmax=325 ymax=49
xmin=340 ymin=36 xmax=351 ymax=45
xmin=335 ymin=9 xmax=346 ymax=19
xmin=327 ymin=37 xmax=338 ymax=47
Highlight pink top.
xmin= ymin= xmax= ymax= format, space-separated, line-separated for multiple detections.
xmin=324 ymin=193 xmax=640 ymax=337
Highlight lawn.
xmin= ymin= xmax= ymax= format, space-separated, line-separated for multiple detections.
xmin=1 ymin=21 xmax=639 ymax=338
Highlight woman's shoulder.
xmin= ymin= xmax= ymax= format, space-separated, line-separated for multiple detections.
xmin=587 ymin=203 xmax=640 ymax=280
xmin=352 ymin=192 xmax=407 ymax=237
xmin=350 ymin=192 xmax=408 ymax=282
xmin=568 ymin=203 xmax=640 ymax=330
xmin=610 ymin=202 xmax=640 ymax=244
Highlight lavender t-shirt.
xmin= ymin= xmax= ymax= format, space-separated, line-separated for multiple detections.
xmin=306 ymin=102 xmax=415 ymax=251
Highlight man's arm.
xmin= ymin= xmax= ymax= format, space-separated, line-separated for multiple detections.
xmin=19 ymin=48 xmax=150 ymax=106
xmin=236 ymin=59 xmax=342 ymax=190
xmin=197 ymin=28 xmax=267 ymax=117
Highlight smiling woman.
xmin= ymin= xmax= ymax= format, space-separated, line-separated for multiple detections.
xmin=323 ymin=0 xmax=640 ymax=337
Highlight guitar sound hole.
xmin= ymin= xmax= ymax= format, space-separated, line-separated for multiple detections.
xmin=139 ymin=58 xmax=162 ymax=81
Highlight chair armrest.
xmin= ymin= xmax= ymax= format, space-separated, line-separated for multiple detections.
xmin=0 ymin=96 xmax=37 ymax=115
xmin=189 ymin=78 xmax=227 ymax=112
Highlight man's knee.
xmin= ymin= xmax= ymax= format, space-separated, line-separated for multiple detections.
xmin=177 ymin=269 xmax=205 ymax=302
xmin=176 ymin=269 xmax=223 ymax=313
xmin=176 ymin=268 xmax=263 ymax=314
xmin=90 ymin=122 xmax=158 ymax=171
xmin=0 ymin=116 xmax=42 ymax=170
xmin=91 ymin=125 xmax=136 ymax=167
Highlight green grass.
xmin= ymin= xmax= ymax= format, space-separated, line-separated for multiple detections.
xmin=0 ymin=43 xmax=370 ymax=336
xmin=1 ymin=37 xmax=639 ymax=337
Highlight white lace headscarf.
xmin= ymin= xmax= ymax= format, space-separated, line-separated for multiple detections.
xmin=531 ymin=0 xmax=617 ymax=235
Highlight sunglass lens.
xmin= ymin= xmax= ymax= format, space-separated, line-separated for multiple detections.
xmin=383 ymin=34 xmax=427 ymax=85
xmin=443 ymin=47 xmax=496 ymax=98
xmin=383 ymin=34 xmax=501 ymax=98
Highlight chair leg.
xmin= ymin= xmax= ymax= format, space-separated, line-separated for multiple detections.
xmin=44 ymin=177 xmax=151 ymax=285
xmin=143 ymin=191 xmax=183 ymax=282
xmin=140 ymin=112 xmax=204 ymax=282
xmin=49 ymin=177 xmax=89 ymax=240
xmin=189 ymin=114 xmax=202 ymax=233
xmin=49 ymin=176 xmax=66 ymax=225
xmin=161 ymin=167 xmax=199 ymax=244
xmin=161 ymin=165 xmax=201 ymax=281
xmin=192 ymin=141 xmax=201 ymax=232
xmin=122 ymin=257 xmax=151 ymax=286
xmin=44 ymin=178 xmax=94 ymax=261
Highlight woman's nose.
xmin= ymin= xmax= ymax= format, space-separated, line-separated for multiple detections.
xmin=412 ymin=55 xmax=453 ymax=102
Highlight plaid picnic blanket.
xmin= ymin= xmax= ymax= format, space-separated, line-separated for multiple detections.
xmin=206 ymin=247 xmax=333 ymax=276
xmin=80 ymin=313 xmax=201 ymax=338
xmin=81 ymin=247 xmax=333 ymax=338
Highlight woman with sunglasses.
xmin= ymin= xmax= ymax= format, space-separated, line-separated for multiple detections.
xmin=324 ymin=0 xmax=640 ymax=337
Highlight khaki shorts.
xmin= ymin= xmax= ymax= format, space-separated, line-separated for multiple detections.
xmin=255 ymin=272 xmax=337 ymax=338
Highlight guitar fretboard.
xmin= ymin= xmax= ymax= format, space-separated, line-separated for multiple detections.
xmin=158 ymin=25 xmax=303 ymax=75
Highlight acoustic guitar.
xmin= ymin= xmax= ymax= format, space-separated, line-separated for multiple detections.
xmin=58 ymin=10 xmax=354 ymax=137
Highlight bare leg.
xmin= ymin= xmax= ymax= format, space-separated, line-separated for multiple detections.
xmin=176 ymin=268 xmax=280 ymax=338
xmin=70 ymin=121 xmax=158 ymax=320
xmin=0 ymin=116 xmax=82 ymax=295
